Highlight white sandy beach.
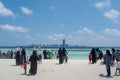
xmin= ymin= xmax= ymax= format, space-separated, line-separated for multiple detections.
xmin=0 ymin=59 xmax=120 ymax=80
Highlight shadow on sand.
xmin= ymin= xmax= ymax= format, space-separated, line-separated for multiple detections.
xmin=55 ymin=63 xmax=60 ymax=65
xmin=20 ymin=73 xmax=34 ymax=76
xmin=99 ymin=74 xmax=113 ymax=78
xmin=11 ymin=64 xmax=18 ymax=66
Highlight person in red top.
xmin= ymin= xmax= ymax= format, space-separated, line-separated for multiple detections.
xmin=88 ymin=54 xmax=92 ymax=63
xmin=22 ymin=60 xmax=28 ymax=74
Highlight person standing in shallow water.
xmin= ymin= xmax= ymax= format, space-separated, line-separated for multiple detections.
xmin=29 ymin=49 xmax=39 ymax=75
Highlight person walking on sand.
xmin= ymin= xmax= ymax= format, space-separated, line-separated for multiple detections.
xmin=22 ymin=60 xmax=28 ymax=74
xmin=112 ymin=49 xmax=120 ymax=75
xmin=29 ymin=49 xmax=39 ymax=75
xmin=105 ymin=49 xmax=112 ymax=77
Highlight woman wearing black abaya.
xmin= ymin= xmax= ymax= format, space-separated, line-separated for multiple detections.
xmin=15 ymin=48 xmax=21 ymax=65
xmin=21 ymin=48 xmax=26 ymax=62
xmin=90 ymin=48 xmax=96 ymax=64
xmin=58 ymin=48 xmax=63 ymax=64
xmin=29 ymin=50 xmax=39 ymax=75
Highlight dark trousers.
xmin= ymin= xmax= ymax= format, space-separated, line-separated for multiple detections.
xmin=106 ymin=65 xmax=111 ymax=76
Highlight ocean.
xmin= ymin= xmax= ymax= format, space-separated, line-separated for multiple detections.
xmin=0 ymin=47 xmax=119 ymax=59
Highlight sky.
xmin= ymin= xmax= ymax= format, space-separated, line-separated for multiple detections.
xmin=0 ymin=0 xmax=120 ymax=46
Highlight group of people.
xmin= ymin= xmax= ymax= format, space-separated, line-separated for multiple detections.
xmin=89 ymin=48 xmax=120 ymax=77
xmin=14 ymin=47 xmax=40 ymax=75
xmin=89 ymin=48 xmax=103 ymax=64
xmin=101 ymin=48 xmax=120 ymax=77
xmin=105 ymin=48 xmax=120 ymax=77
xmin=0 ymin=50 xmax=13 ymax=59
xmin=14 ymin=48 xmax=27 ymax=66
xmin=43 ymin=49 xmax=56 ymax=59
xmin=14 ymin=47 xmax=68 ymax=75
xmin=58 ymin=48 xmax=68 ymax=64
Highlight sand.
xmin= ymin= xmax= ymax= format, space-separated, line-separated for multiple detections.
xmin=0 ymin=59 xmax=120 ymax=80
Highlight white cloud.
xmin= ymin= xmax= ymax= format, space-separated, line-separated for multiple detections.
xmin=0 ymin=1 xmax=15 ymax=17
xmin=104 ymin=9 xmax=120 ymax=20
xmin=95 ymin=0 xmax=120 ymax=25
xmin=50 ymin=5 xmax=55 ymax=10
xmin=47 ymin=33 xmax=72 ymax=41
xmin=96 ymin=35 xmax=105 ymax=39
xmin=102 ymin=28 xmax=120 ymax=36
xmin=78 ymin=27 xmax=95 ymax=35
xmin=94 ymin=0 xmax=110 ymax=9
xmin=0 ymin=24 xmax=29 ymax=32
xmin=20 ymin=6 xmax=33 ymax=14
xmin=47 ymin=33 xmax=65 ymax=40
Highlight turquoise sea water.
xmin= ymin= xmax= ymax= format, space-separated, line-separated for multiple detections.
xmin=0 ymin=47 xmax=119 ymax=59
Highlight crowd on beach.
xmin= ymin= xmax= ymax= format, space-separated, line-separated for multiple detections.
xmin=0 ymin=50 xmax=14 ymax=59
xmin=7 ymin=47 xmax=68 ymax=75
xmin=1 ymin=47 xmax=120 ymax=77
xmin=89 ymin=48 xmax=103 ymax=64
xmin=89 ymin=48 xmax=120 ymax=77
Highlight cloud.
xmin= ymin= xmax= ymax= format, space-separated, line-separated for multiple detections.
xmin=104 ymin=9 xmax=120 ymax=20
xmin=47 ymin=33 xmax=72 ymax=40
xmin=96 ymin=35 xmax=105 ymax=39
xmin=47 ymin=33 xmax=65 ymax=40
xmin=78 ymin=27 xmax=95 ymax=35
xmin=0 ymin=24 xmax=29 ymax=32
xmin=94 ymin=0 xmax=110 ymax=9
xmin=94 ymin=0 xmax=120 ymax=25
xmin=20 ymin=6 xmax=33 ymax=14
xmin=50 ymin=5 xmax=55 ymax=10
xmin=0 ymin=1 xmax=15 ymax=17
xmin=102 ymin=28 xmax=120 ymax=36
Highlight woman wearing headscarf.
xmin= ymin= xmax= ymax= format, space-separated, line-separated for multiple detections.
xmin=29 ymin=48 xmax=39 ymax=75
xmin=21 ymin=48 xmax=26 ymax=63
xmin=90 ymin=48 xmax=96 ymax=64
xmin=15 ymin=47 xmax=21 ymax=65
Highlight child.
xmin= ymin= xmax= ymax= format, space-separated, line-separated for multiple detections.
xmin=22 ymin=60 xmax=28 ymax=74
xmin=88 ymin=54 xmax=92 ymax=63
xmin=115 ymin=61 xmax=120 ymax=75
